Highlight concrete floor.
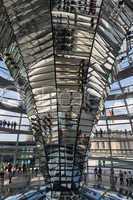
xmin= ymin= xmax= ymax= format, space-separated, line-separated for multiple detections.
xmin=1 ymin=172 xmax=133 ymax=198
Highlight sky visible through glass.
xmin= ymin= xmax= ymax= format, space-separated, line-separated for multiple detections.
xmin=0 ymin=60 xmax=32 ymax=142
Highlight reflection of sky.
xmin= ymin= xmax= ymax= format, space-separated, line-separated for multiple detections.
xmin=0 ymin=61 xmax=31 ymax=142
xmin=106 ymin=76 xmax=133 ymax=110
xmin=0 ymin=91 xmax=21 ymax=107
xmin=110 ymin=76 xmax=133 ymax=91
xmin=0 ymin=133 xmax=32 ymax=142
xmin=0 ymin=90 xmax=20 ymax=99
xmin=119 ymin=52 xmax=133 ymax=70
xmin=0 ymin=61 xmax=13 ymax=80
xmin=118 ymin=40 xmax=133 ymax=69
xmin=100 ymin=48 xmax=133 ymax=131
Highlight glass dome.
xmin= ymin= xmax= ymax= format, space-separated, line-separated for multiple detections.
xmin=0 ymin=0 xmax=133 ymax=199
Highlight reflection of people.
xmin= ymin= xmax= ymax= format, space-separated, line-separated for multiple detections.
xmin=94 ymin=167 xmax=97 ymax=180
xmin=7 ymin=163 xmax=12 ymax=184
xmin=128 ymin=171 xmax=132 ymax=186
xmin=0 ymin=162 xmax=4 ymax=174
xmin=7 ymin=121 xmax=10 ymax=129
xmin=124 ymin=171 xmax=128 ymax=186
xmin=125 ymin=129 xmax=127 ymax=136
xmin=3 ymin=120 xmax=7 ymax=128
xmin=23 ymin=164 xmax=27 ymax=174
xmin=0 ymin=162 xmax=4 ymax=187
xmin=13 ymin=122 xmax=17 ymax=130
xmin=35 ymin=168 xmax=39 ymax=177
xmin=119 ymin=170 xmax=124 ymax=185
xmin=97 ymin=167 xmax=102 ymax=182
xmin=110 ymin=168 xmax=114 ymax=186
xmin=103 ymin=160 xmax=105 ymax=167
xmin=100 ymin=128 xmax=103 ymax=137
xmin=0 ymin=120 xmax=2 ymax=127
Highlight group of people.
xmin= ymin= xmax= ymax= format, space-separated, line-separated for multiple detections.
xmin=94 ymin=166 xmax=102 ymax=182
xmin=94 ymin=167 xmax=133 ymax=187
xmin=0 ymin=163 xmax=27 ymax=184
xmin=0 ymin=120 xmax=17 ymax=130
xmin=118 ymin=170 xmax=133 ymax=186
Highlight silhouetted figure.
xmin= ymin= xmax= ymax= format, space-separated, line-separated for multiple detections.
xmin=7 ymin=121 xmax=10 ymax=129
xmin=0 ymin=162 xmax=4 ymax=187
xmin=90 ymin=18 xmax=94 ymax=28
xmin=103 ymin=160 xmax=105 ymax=167
xmin=124 ymin=171 xmax=128 ymax=186
xmin=100 ymin=128 xmax=103 ymax=137
xmin=119 ymin=170 xmax=124 ymax=185
xmin=3 ymin=120 xmax=7 ymax=128
xmin=0 ymin=56 xmax=3 ymax=61
xmin=94 ymin=167 xmax=97 ymax=180
xmin=125 ymin=129 xmax=127 ymax=136
xmin=97 ymin=167 xmax=102 ymax=182
xmin=22 ymin=164 xmax=27 ymax=174
xmin=35 ymin=168 xmax=39 ymax=177
xmin=110 ymin=168 xmax=115 ymax=186
xmin=0 ymin=120 xmax=2 ymax=127
xmin=112 ymin=108 xmax=114 ymax=116
xmin=13 ymin=122 xmax=17 ymax=130
xmin=128 ymin=171 xmax=132 ymax=186
xmin=7 ymin=163 xmax=12 ymax=184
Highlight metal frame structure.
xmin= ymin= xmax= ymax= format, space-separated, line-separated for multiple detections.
xmin=0 ymin=0 xmax=133 ymax=199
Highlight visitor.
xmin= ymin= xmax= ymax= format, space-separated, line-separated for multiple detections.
xmin=35 ymin=168 xmax=39 ymax=177
xmin=99 ymin=128 xmax=103 ymax=137
xmin=128 ymin=171 xmax=132 ymax=186
xmin=0 ymin=120 xmax=2 ymax=127
xmin=7 ymin=163 xmax=12 ymax=184
xmin=110 ymin=168 xmax=115 ymax=185
xmin=13 ymin=122 xmax=17 ymax=130
xmin=119 ymin=170 xmax=124 ymax=185
xmin=103 ymin=160 xmax=105 ymax=167
xmin=22 ymin=164 xmax=27 ymax=174
xmin=94 ymin=167 xmax=97 ymax=180
xmin=97 ymin=166 xmax=102 ymax=182
xmin=0 ymin=162 xmax=4 ymax=187
xmin=3 ymin=120 xmax=7 ymax=128
xmin=7 ymin=121 xmax=10 ymax=129
xmin=124 ymin=171 xmax=128 ymax=186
